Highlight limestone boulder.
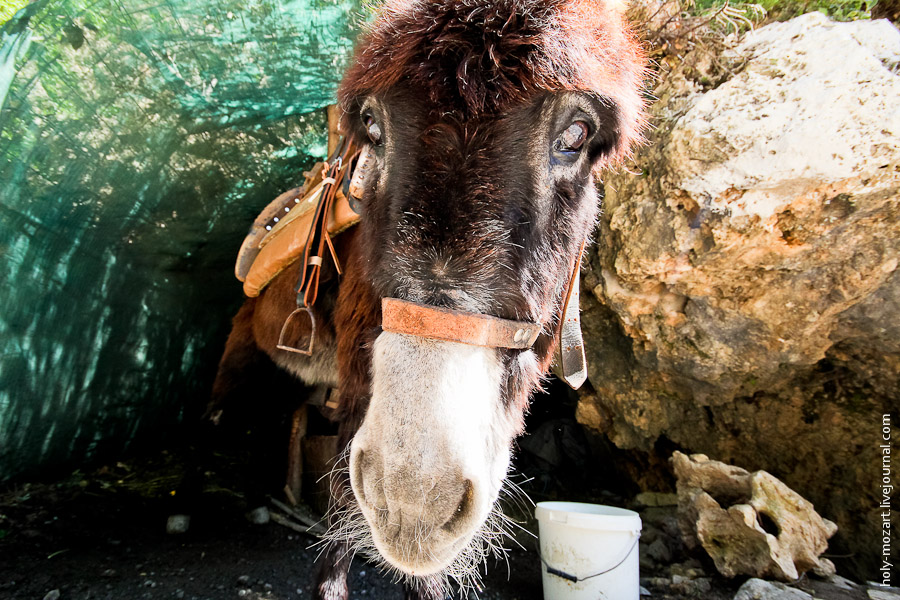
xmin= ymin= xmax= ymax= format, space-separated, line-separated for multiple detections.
xmin=577 ymin=13 xmax=900 ymax=578
xmin=673 ymin=452 xmax=837 ymax=580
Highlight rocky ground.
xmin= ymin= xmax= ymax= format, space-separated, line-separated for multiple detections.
xmin=0 ymin=447 xmax=888 ymax=600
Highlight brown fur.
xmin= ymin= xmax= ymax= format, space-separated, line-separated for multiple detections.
xmin=190 ymin=2 xmax=646 ymax=598
xmin=340 ymin=0 xmax=646 ymax=162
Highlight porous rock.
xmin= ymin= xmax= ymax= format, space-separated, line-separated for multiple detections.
xmin=577 ymin=12 xmax=900 ymax=578
xmin=673 ymin=452 xmax=836 ymax=581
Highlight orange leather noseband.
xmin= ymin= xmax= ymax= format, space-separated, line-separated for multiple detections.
xmin=381 ymin=298 xmax=541 ymax=349
xmin=379 ymin=243 xmax=587 ymax=390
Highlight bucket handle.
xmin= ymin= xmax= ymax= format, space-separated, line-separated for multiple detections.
xmin=539 ymin=531 xmax=640 ymax=584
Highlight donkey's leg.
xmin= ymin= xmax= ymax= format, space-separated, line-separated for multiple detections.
xmin=314 ymin=538 xmax=352 ymax=600
xmin=314 ymin=433 xmax=355 ymax=600
xmin=403 ymin=579 xmax=448 ymax=600
xmin=314 ymin=229 xmax=378 ymax=596
xmin=314 ymin=391 xmax=369 ymax=599
xmin=169 ymin=302 xmax=265 ymax=533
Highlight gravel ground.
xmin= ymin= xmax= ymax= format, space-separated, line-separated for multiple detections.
xmin=0 ymin=457 xmax=868 ymax=600
xmin=0 ymin=414 xmax=868 ymax=600
xmin=0 ymin=455 xmax=544 ymax=600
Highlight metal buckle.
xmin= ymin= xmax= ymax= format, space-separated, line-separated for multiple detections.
xmin=277 ymin=307 xmax=316 ymax=355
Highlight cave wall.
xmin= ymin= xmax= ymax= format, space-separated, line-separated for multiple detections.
xmin=577 ymin=13 xmax=899 ymax=577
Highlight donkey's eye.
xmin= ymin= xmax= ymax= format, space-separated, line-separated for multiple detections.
xmin=364 ymin=114 xmax=383 ymax=146
xmin=554 ymin=121 xmax=589 ymax=154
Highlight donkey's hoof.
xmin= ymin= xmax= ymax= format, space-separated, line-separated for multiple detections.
xmin=246 ymin=505 xmax=270 ymax=525
xmin=166 ymin=514 xmax=191 ymax=534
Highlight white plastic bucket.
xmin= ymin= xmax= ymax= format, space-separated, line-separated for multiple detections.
xmin=535 ymin=502 xmax=642 ymax=600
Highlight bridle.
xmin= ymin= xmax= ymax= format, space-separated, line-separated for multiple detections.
xmin=380 ymin=246 xmax=587 ymax=389
xmin=273 ymin=137 xmax=588 ymax=390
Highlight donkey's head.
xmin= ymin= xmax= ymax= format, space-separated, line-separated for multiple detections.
xmin=335 ymin=0 xmax=644 ymax=587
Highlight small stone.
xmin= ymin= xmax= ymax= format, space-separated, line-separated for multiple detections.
xmin=101 ymin=568 xmax=116 ymax=577
xmin=641 ymin=526 xmax=661 ymax=545
xmin=245 ymin=506 xmax=270 ymax=525
xmin=237 ymin=575 xmax=251 ymax=586
xmin=143 ymin=580 xmax=157 ymax=588
xmin=869 ymin=590 xmax=900 ymax=600
xmin=827 ymin=575 xmax=858 ymax=590
xmin=670 ymin=561 xmax=706 ymax=579
xmin=238 ymin=591 xmax=250 ymax=598
xmin=690 ymin=578 xmax=712 ymax=594
xmin=811 ymin=558 xmax=836 ymax=578
xmin=672 ymin=577 xmax=712 ymax=596
xmin=684 ymin=568 xmax=705 ymax=579
xmin=640 ymin=586 xmax=652 ymax=596
xmin=734 ymin=578 xmax=813 ymax=600
xmin=166 ymin=515 xmax=191 ymax=535
xmin=636 ymin=492 xmax=679 ymax=507
xmin=647 ymin=538 xmax=673 ymax=564
xmin=43 ymin=591 xmax=61 ymax=600
xmin=174 ymin=590 xmax=185 ymax=599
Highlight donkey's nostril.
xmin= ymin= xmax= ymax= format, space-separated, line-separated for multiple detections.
xmin=351 ymin=448 xmax=372 ymax=508
xmin=352 ymin=446 xmax=390 ymax=514
xmin=440 ymin=479 xmax=475 ymax=535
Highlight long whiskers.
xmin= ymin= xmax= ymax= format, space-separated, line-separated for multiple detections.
xmin=314 ymin=465 xmax=534 ymax=598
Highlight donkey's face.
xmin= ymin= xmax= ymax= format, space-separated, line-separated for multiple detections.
xmin=347 ymin=91 xmax=612 ymax=576
xmin=334 ymin=0 xmax=644 ymax=586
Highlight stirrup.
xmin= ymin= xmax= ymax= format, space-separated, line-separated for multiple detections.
xmin=277 ymin=306 xmax=316 ymax=355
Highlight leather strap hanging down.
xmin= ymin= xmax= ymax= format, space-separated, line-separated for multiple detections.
xmin=552 ymin=241 xmax=587 ymax=390
xmin=381 ymin=298 xmax=541 ymax=349
xmin=278 ymin=139 xmax=359 ymax=355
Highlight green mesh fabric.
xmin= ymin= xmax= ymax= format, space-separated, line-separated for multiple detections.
xmin=0 ymin=0 xmax=364 ymax=481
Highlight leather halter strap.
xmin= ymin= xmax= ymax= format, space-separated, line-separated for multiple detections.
xmin=379 ymin=241 xmax=588 ymax=390
xmin=552 ymin=242 xmax=587 ymax=389
xmin=382 ymin=298 xmax=541 ymax=349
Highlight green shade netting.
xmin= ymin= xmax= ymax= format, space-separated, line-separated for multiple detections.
xmin=0 ymin=0 xmax=365 ymax=482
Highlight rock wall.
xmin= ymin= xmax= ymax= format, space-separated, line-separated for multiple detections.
xmin=578 ymin=12 xmax=899 ymax=577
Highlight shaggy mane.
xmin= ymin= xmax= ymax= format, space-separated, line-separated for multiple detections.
xmin=339 ymin=0 xmax=646 ymax=162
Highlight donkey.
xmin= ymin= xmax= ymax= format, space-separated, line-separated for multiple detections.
xmin=195 ymin=0 xmax=644 ymax=598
